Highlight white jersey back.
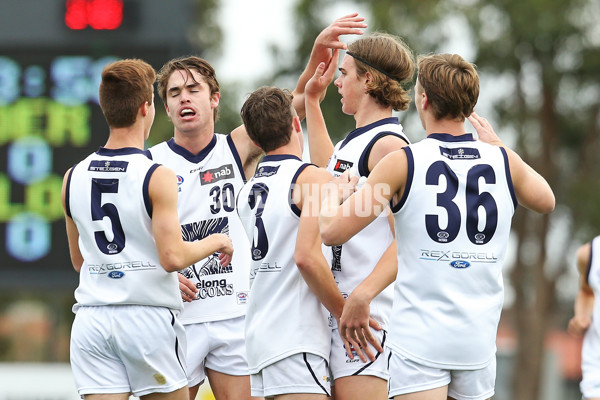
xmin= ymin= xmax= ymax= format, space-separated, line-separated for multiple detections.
xmin=236 ymin=155 xmax=330 ymax=373
xmin=149 ymin=134 xmax=250 ymax=324
xmin=325 ymin=117 xmax=408 ymax=328
xmin=66 ymin=147 xmax=182 ymax=311
xmin=390 ymin=133 xmax=517 ymax=369
xmin=582 ymin=236 xmax=600 ymax=375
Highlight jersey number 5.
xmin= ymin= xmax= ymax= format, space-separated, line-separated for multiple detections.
xmin=91 ymin=178 xmax=126 ymax=254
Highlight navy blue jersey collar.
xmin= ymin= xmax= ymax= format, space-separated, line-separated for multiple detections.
xmin=340 ymin=117 xmax=399 ymax=149
xmin=96 ymin=147 xmax=151 ymax=157
xmin=428 ymin=133 xmax=475 ymax=142
xmin=166 ymin=135 xmax=217 ymax=163
xmin=261 ymin=154 xmax=302 ymax=163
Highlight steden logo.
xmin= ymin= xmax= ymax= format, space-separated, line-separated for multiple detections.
xmin=200 ymin=164 xmax=234 ymax=185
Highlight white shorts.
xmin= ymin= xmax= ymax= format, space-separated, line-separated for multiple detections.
xmin=387 ymin=349 xmax=496 ymax=400
xmin=70 ymin=305 xmax=187 ymax=397
xmin=329 ymin=327 xmax=389 ymax=381
xmin=185 ymin=315 xmax=249 ymax=387
xmin=250 ymin=353 xmax=331 ymax=398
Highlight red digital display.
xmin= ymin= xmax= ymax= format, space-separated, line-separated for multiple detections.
xmin=65 ymin=0 xmax=123 ymax=30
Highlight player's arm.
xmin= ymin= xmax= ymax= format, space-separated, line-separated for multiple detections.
xmin=293 ymin=166 xmax=345 ymax=320
xmin=568 ymin=242 xmax=594 ymax=336
xmin=339 ymin=235 xmax=396 ymax=355
xmin=292 ymin=13 xmax=366 ymax=120
xmin=293 ymin=166 xmax=374 ymax=362
xmin=149 ymin=165 xmax=233 ymax=272
xmin=304 ymin=55 xmax=338 ymax=167
xmin=229 ymin=125 xmax=264 ymax=179
xmin=468 ymin=112 xmax=555 ymax=214
xmin=319 ymin=150 xmax=407 ymax=246
xmin=61 ymin=168 xmax=83 ymax=272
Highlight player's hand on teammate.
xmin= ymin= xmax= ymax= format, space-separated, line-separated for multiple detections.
xmin=339 ymin=291 xmax=383 ymax=363
xmin=468 ymin=112 xmax=503 ymax=147
xmin=178 ymin=273 xmax=198 ymax=303
xmin=332 ymin=170 xmax=359 ymax=204
xmin=568 ymin=314 xmax=592 ymax=336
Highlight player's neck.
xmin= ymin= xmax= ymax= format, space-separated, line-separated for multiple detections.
xmin=425 ymin=117 xmax=466 ymax=137
xmin=104 ymin=127 xmax=145 ymax=150
xmin=266 ymin=142 xmax=302 ymax=159
xmin=353 ymin=103 xmax=393 ymax=130
xmin=173 ymin=129 xmax=215 ymax=155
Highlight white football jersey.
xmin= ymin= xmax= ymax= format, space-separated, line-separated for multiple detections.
xmin=149 ymin=134 xmax=251 ymax=324
xmin=236 ymin=155 xmax=331 ymax=373
xmin=66 ymin=147 xmax=182 ymax=311
xmin=389 ymin=133 xmax=517 ymax=369
xmin=325 ymin=117 xmax=409 ymax=328
xmin=582 ymin=236 xmax=600 ymax=377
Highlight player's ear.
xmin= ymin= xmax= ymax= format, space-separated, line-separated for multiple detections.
xmin=421 ymin=92 xmax=428 ymax=110
xmin=211 ymin=92 xmax=221 ymax=108
xmin=141 ymin=101 xmax=149 ymax=116
xmin=292 ymin=116 xmax=302 ymax=134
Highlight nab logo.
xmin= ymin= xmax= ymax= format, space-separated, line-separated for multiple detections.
xmin=201 ymin=164 xmax=234 ymax=185
xmin=333 ymin=159 xmax=353 ymax=173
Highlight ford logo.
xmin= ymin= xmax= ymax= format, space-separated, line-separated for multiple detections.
xmin=108 ymin=271 xmax=125 ymax=279
xmin=450 ymin=260 xmax=470 ymax=269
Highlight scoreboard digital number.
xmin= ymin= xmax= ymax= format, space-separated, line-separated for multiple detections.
xmin=0 ymin=48 xmax=170 ymax=286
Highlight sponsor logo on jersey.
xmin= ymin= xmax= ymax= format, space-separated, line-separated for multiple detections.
xmin=474 ymin=233 xmax=486 ymax=244
xmin=108 ymin=271 xmax=125 ymax=279
xmin=450 ymin=260 xmax=471 ymax=269
xmin=88 ymin=261 xmax=157 ymax=274
xmin=236 ymin=291 xmax=248 ymax=304
xmin=200 ymin=164 xmax=234 ymax=185
xmin=177 ymin=175 xmax=184 ymax=192
xmin=194 ymin=278 xmax=234 ymax=299
xmin=437 ymin=231 xmax=450 ymax=242
xmin=88 ymin=160 xmax=128 ymax=172
xmin=107 ymin=243 xmax=119 ymax=252
xmin=420 ymin=249 xmax=498 ymax=264
xmin=333 ymin=159 xmax=353 ymax=173
xmin=254 ymin=165 xmax=280 ymax=178
xmin=258 ymin=261 xmax=281 ymax=272
xmin=439 ymin=147 xmax=481 ymax=160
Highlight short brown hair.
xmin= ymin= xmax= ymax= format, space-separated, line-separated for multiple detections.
xmin=156 ymin=56 xmax=220 ymax=121
xmin=240 ymin=86 xmax=295 ymax=153
xmin=347 ymin=32 xmax=415 ymax=111
xmin=417 ymin=54 xmax=479 ymax=121
xmin=99 ymin=59 xmax=156 ymax=128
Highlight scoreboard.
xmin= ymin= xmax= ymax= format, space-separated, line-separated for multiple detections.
xmin=0 ymin=0 xmax=196 ymax=288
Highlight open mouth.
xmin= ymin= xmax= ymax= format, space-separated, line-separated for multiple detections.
xmin=180 ymin=107 xmax=196 ymax=118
